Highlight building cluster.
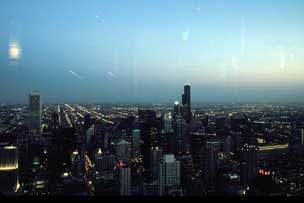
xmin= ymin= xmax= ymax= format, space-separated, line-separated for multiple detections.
xmin=0 ymin=85 xmax=304 ymax=196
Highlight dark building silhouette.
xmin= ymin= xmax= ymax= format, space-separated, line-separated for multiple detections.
xmin=240 ymin=144 xmax=259 ymax=186
xmin=138 ymin=109 xmax=161 ymax=175
xmin=182 ymin=84 xmax=191 ymax=123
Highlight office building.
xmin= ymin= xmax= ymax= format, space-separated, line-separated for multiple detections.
xmin=115 ymin=162 xmax=131 ymax=196
xmin=29 ymin=91 xmax=42 ymax=143
xmin=94 ymin=149 xmax=116 ymax=179
xmin=115 ymin=139 xmax=131 ymax=163
xmin=158 ymin=154 xmax=180 ymax=196
xmin=150 ymin=147 xmax=163 ymax=180
xmin=132 ymin=129 xmax=140 ymax=158
xmin=174 ymin=114 xmax=187 ymax=154
xmin=202 ymin=143 xmax=218 ymax=191
xmin=164 ymin=112 xmax=173 ymax=133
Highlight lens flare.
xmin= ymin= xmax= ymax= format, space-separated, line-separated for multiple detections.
xmin=9 ymin=40 xmax=22 ymax=60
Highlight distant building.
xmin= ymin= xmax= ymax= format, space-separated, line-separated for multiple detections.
xmin=182 ymin=83 xmax=191 ymax=123
xmin=0 ymin=145 xmax=19 ymax=194
xmin=158 ymin=154 xmax=180 ymax=196
xmin=164 ymin=113 xmax=173 ymax=133
xmin=29 ymin=91 xmax=41 ymax=143
xmin=174 ymin=115 xmax=187 ymax=154
xmin=132 ymin=129 xmax=140 ymax=158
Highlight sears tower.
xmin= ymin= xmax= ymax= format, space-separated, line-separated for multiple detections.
xmin=182 ymin=83 xmax=191 ymax=123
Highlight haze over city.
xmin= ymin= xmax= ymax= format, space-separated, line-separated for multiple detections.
xmin=0 ymin=0 xmax=304 ymax=103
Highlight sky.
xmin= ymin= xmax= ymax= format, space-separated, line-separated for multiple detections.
xmin=0 ymin=0 xmax=304 ymax=103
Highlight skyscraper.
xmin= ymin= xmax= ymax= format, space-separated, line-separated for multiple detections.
xmin=115 ymin=139 xmax=131 ymax=163
xmin=164 ymin=113 xmax=173 ymax=133
xmin=29 ymin=91 xmax=41 ymax=143
xmin=132 ymin=129 xmax=141 ymax=158
xmin=202 ymin=142 xmax=218 ymax=191
xmin=0 ymin=145 xmax=19 ymax=194
xmin=86 ymin=124 xmax=94 ymax=146
xmin=240 ymin=144 xmax=259 ymax=186
xmin=138 ymin=109 xmax=160 ymax=171
xmin=182 ymin=83 xmax=191 ymax=123
xmin=150 ymin=147 xmax=163 ymax=180
xmin=158 ymin=154 xmax=180 ymax=196
xmin=174 ymin=114 xmax=187 ymax=154
xmin=115 ymin=162 xmax=131 ymax=196
xmin=94 ymin=149 xmax=116 ymax=180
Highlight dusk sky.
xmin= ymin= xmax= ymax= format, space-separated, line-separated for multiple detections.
xmin=0 ymin=0 xmax=304 ymax=103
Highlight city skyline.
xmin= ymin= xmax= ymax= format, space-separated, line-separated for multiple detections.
xmin=1 ymin=0 xmax=304 ymax=103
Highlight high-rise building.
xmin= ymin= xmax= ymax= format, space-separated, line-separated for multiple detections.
xmin=202 ymin=142 xmax=218 ymax=191
xmin=0 ymin=145 xmax=19 ymax=194
xmin=173 ymin=101 xmax=181 ymax=120
xmin=164 ymin=113 xmax=173 ymax=133
xmin=182 ymin=83 xmax=191 ymax=123
xmin=115 ymin=139 xmax=131 ymax=163
xmin=138 ymin=109 xmax=161 ymax=171
xmin=158 ymin=154 xmax=180 ymax=196
xmin=29 ymin=91 xmax=41 ymax=143
xmin=174 ymin=114 xmax=187 ymax=154
xmin=150 ymin=147 xmax=163 ymax=180
xmin=132 ymin=129 xmax=140 ymax=158
xmin=240 ymin=144 xmax=259 ymax=186
xmin=94 ymin=149 xmax=116 ymax=180
xmin=86 ymin=124 xmax=95 ymax=146
xmin=115 ymin=162 xmax=131 ymax=196
xmin=71 ymin=150 xmax=81 ymax=177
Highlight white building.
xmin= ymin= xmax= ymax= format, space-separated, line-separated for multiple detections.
xmin=158 ymin=154 xmax=180 ymax=196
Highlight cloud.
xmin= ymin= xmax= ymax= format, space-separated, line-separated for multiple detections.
xmin=182 ymin=30 xmax=190 ymax=41
xmin=69 ymin=70 xmax=82 ymax=79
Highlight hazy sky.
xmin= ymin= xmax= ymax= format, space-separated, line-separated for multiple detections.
xmin=0 ymin=0 xmax=304 ymax=103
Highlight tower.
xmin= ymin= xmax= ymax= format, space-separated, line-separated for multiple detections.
xmin=174 ymin=114 xmax=187 ymax=154
xmin=150 ymin=147 xmax=163 ymax=180
xmin=132 ymin=129 xmax=140 ymax=158
xmin=29 ymin=91 xmax=41 ymax=143
xmin=182 ymin=83 xmax=191 ymax=123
